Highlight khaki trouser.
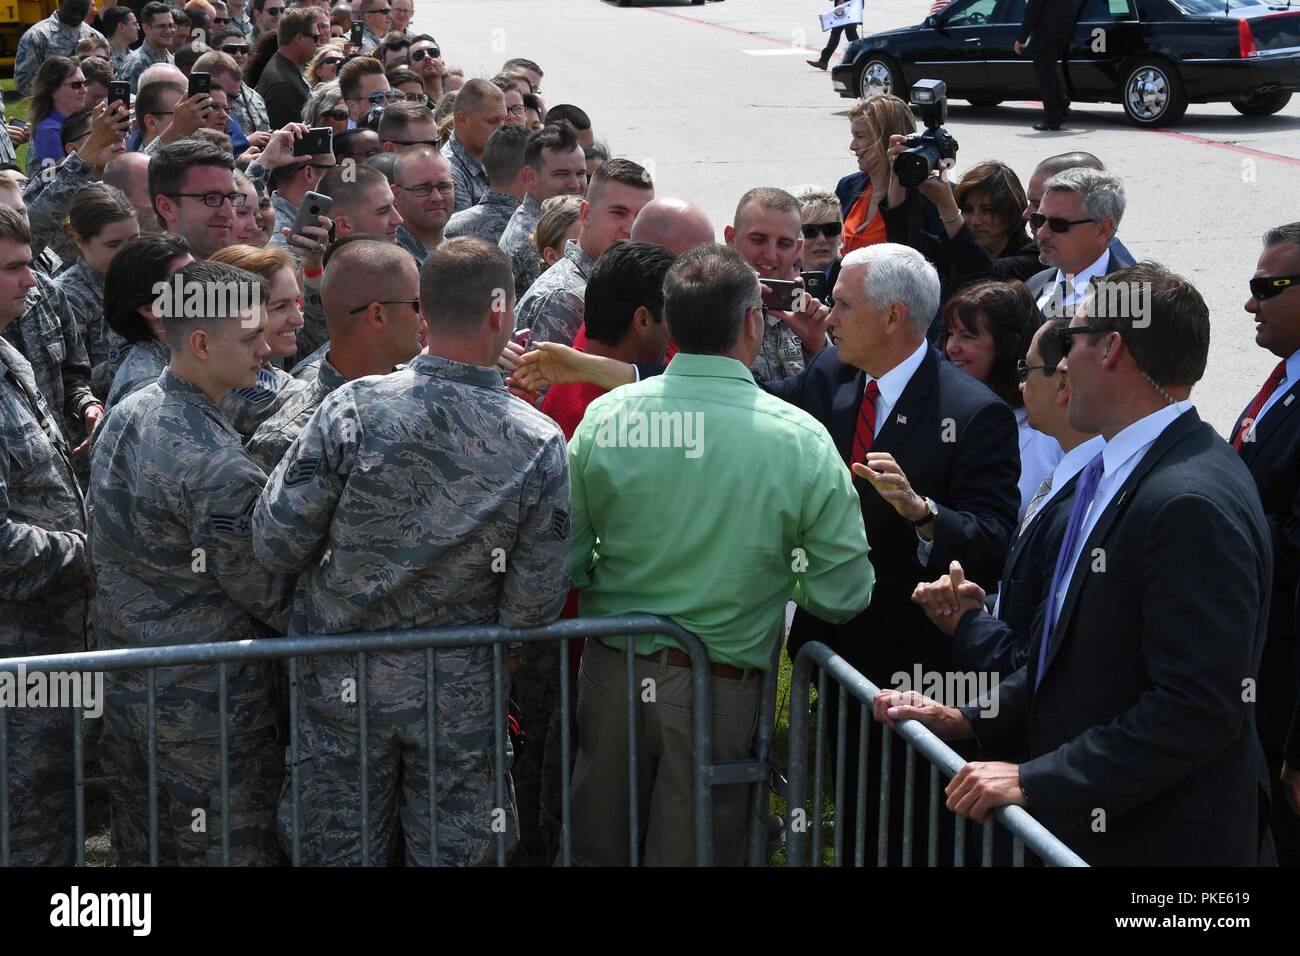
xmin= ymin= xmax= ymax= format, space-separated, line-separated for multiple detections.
xmin=569 ymin=638 xmax=761 ymax=866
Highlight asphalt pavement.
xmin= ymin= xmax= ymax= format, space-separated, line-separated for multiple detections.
xmin=424 ymin=0 xmax=1300 ymax=432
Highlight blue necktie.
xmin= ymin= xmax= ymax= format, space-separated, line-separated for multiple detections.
xmin=1036 ymin=452 xmax=1105 ymax=689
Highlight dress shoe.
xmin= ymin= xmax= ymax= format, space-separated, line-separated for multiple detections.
xmin=1033 ymin=120 xmax=1063 ymax=131
xmin=806 ymin=57 xmax=829 ymax=70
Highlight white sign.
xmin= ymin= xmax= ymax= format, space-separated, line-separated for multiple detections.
xmin=820 ymin=0 xmax=864 ymax=32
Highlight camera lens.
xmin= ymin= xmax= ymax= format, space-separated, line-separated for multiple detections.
xmin=894 ymin=144 xmax=940 ymax=189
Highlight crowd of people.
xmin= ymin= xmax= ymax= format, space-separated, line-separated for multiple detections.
xmin=0 ymin=0 xmax=1297 ymax=869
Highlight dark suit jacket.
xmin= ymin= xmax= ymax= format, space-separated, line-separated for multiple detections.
xmin=257 ymin=52 xmax=310 ymax=131
xmin=966 ymin=409 xmax=1273 ymax=866
xmin=952 ymin=467 xmax=1082 ymax=681
xmin=766 ymin=345 xmax=1020 ymax=686
xmin=1231 ymin=375 xmax=1300 ymax=767
xmin=1018 ymin=0 xmax=1079 ymax=47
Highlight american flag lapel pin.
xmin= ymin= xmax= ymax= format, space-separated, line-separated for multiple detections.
xmin=896 ymin=414 xmax=907 ymax=425
xmin=1286 ymin=394 xmax=1296 ymax=407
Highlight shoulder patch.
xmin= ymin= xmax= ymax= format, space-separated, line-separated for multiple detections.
xmin=283 ymin=456 xmax=320 ymax=488
xmin=551 ymin=508 xmax=570 ymax=540
xmin=210 ymin=501 xmax=254 ymax=537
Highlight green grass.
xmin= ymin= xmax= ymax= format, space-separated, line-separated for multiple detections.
xmin=767 ymin=642 xmax=836 ymax=866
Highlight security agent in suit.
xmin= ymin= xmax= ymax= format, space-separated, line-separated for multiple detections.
xmin=876 ymin=263 xmax=1274 ymax=866
xmin=1015 ymin=0 xmax=1081 ymax=130
xmin=917 ymin=317 xmax=1103 ymax=680
xmin=1024 ymin=167 xmax=1129 ymax=322
xmin=1233 ymin=222 xmax=1300 ymax=865
xmin=768 ymin=243 xmax=1021 ymax=863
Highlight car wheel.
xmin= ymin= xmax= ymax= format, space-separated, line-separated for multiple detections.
xmin=1231 ymin=89 xmax=1292 ymax=117
xmin=857 ymin=56 xmax=902 ymax=99
xmin=1121 ymin=58 xmax=1187 ymax=127
xmin=966 ymin=98 xmax=1003 ymax=108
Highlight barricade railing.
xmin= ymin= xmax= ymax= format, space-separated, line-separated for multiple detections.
xmin=0 ymin=615 xmax=778 ymax=867
xmin=783 ymin=641 xmax=1088 ymax=868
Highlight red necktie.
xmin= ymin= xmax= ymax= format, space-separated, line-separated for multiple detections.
xmin=851 ymin=380 xmax=881 ymax=465
xmin=1232 ymin=360 xmax=1287 ymax=450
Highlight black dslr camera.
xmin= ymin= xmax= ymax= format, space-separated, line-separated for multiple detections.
xmin=893 ymin=79 xmax=959 ymax=189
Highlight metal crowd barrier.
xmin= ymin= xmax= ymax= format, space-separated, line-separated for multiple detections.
xmin=783 ymin=641 xmax=1088 ymax=868
xmin=0 ymin=615 xmax=780 ymax=867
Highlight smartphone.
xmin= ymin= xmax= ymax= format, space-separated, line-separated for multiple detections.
xmin=760 ymin=278 xmax=800 ymax=312
xmin=799 ymin=271 xmax=828 ymax=301
xmin=294 ymin=127 xmax=334 ymax=157
xmin=188 ymin=71 xmax=211 ymax=99
xmin=107 ymin=81 xmax=131 ymax=112
xmin=512 ymin=328 xmax=532 ymax=350
xmin=350 ymin=22 xmax=363 ymax=45
xmin=10 ymin=118 xmax=26 ymax=129
xmin=291 ymin=191 xmax=333 ymax=239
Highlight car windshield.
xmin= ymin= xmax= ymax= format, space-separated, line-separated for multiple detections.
xmin=1170 ymin=0 xmax=1268 ymax=14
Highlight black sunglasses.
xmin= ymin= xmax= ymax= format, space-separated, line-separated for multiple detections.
xmin=348 ymin=298 xmax=419 ymax=314
xmin=222 ymin=44 xmax=250 ymax=54
xmin=321 ymin=56 xmax=344 ymax=67
xmin=410 ymin=47 xmax=440 ymax=61
xmin=801 ymin=222 xmax=840 ymax=240
xmin=1057 ymin=324 xmax=1111 ymax=355
xmin=1029 ymin=213 xmax=1096 ymax=234
xmin=1016 ymin=358 xmax=1055 ymax=382
xmin=321 ymin=107 xmax=348 ymax=120
xmin=1250 ymin=274 xmax=1300 ymax=301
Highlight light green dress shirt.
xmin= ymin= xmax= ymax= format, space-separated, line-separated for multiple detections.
xmin=568 ymin=352 xmax=875 ymax=670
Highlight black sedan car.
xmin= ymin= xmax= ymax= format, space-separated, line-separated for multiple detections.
xmin=831 ymin=0 xmax=1300 ymax=126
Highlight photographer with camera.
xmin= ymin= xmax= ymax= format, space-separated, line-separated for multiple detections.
xmin=880 ymin=80 xmax=1041 ymax=310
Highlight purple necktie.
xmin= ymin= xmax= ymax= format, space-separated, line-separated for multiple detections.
xmin=1036 ymin=452 xmax=1105 ymax=690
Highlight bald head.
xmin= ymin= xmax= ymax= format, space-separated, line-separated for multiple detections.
xmin=321 ymin=237 xmax=418 ymax=336
xmin=104 ymin=152 xmax=160 ymax=233
xmin=630 ymin=197 xmax=715 ymax=256
xmin=137 ymin=62 xmax=186 ymax=92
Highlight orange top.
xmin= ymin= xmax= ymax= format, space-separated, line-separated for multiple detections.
xmin=840 ymin=183 xmax=887 ymax=255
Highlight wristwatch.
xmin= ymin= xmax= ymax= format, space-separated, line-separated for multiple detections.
xmin=908 ymin=496 xmax=939 ymax=528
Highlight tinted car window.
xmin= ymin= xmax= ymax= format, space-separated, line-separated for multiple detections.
xmin=943 ymin=0 xmax=1000 ymax=27
xmin=1080 ymin=0 xmax=1135 ymax=18
xmin=1171 ymin=0 xmax=1265 ymax=12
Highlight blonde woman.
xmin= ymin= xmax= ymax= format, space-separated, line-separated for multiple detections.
xmin=533 ymin=195 xmax=582 ymax=269
xmin=307 ymin=42 xmax=345 ymax=86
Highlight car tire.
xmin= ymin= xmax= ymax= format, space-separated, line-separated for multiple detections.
xmin=857 ymin=55 xmax=903 ymax=99
xmin=1231 ymin=89 xmax=1292 ymax=117
xmin=1120 ymin=57 xmax=1187 ymax=127
xmin=966 ymin=98 xmax=1003 ymax=108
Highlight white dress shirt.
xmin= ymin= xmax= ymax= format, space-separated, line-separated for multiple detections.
xmin=1051 ymin=401 xmax=1194 ymax=623
xmin=1015 ymin=407 xmax=1064 ymax=520
xmin=1035 ymin=248 xmax=1112 ymax=316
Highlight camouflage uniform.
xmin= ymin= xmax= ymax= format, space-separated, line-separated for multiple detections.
xmin=120 ymin=43 xmax=174 ymax=93
xmin=395 ymin=225 xmax=433 ymax=266
xmin=251 ymin=354 xmax=572 ymax=866
xmin=105 ymin=339 xmax=168 ymax=413
xmin=233 ymin=83 xmax=271 ymax=135
xmin=14 ymin=13 xmax=108 ymax=96
xmin=109 ymin=48 xmax=130 ymax=79
xmin=514 ymin=240 xmax=593 ymax=348
xmin=750 ymin=311 xmax=806 ymax=383
xmin=246 ymin=354 xmax=346 ymax=473
xmin=266 ymin=191 xmax=298 ymax=251
xmin=445 ymin=191 xmax=520 ymax=247
xmin=498 ymin=194 xmax=542 ymax=301
xmin=52 ymin=258 xmax=112 ymax=400
xmin=220 ymin=363 xmax=310 ymax=442
xmin=442 ymin=135 xmax=489 ymax=214
xmin=0 ymin=335 xmax=89 ymax=866
xmin=24 ymin=151 xmax=96 ymax=272
xmin=89 ymin=368 xmax=293 ymax=866
xmin=3 ymin=272 xmax=97 ymax=455
xmin=292 ymin=283 xmax=328 ymax=370
xmin=0 ymin=98 xmax=17 ymax=166
xmin=291 ymin=339 xmax=329 ymax=382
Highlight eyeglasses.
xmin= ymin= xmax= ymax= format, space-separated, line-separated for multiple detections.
xmin=396 ymin=182 xmax=453 ymax=197
xmin=213 ymin=15 xmax=229 ymax=24
xmin=305 ymin=33 xmax=321 ymax=41
xmin=166 ymin=191 xmax=248 ymax=208
xmin=64 ymin=79 xmax=87 ymax=90
xmin=363 ymin=90 xmax=400 ymax=104
xmin=264 ymin=6 xmax=284 ymax=16
xmin=321 ymin=107 xmax=349 ymax=120
xmin=1249 ymin=274 xmax=1300 ymax=301
xmin=1056 ymin=324 xmax=1111 ymax=355
xmin=506 ymin=103 xmax=526 ymax=116
xmin=1028 ymin=213 xmax=1096 ymax=234
xmin=147 ymin=110 xmax=175 ymax=117
xmin=801 ymin=222 xmax=841 ymax=239
xmin=1016 ymin=358 xmax=1054 ymax=382
xmin=222 ymin=44 xmax=250 ymax=54
xmin=348 ymin=297 xmax=419 ymax=314
xmin=397 ymin=92 xmax=429 ymax=103
xmin=365 ymin=7 xmax=392 ymax=14
xmin=321 ymin=56 xmax=344 ymax=67
xmin=410 ymin=47 xmax=440 ymax=61
xmin=306 ymin=162 xmax=336 ymax=171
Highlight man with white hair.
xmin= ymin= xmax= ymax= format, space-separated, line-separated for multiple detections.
xmin=769 ymin=242 xmax=1022 ymax=863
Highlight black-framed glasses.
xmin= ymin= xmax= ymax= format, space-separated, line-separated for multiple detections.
xmin=365 ymin=6 xmax=392 ymax=14
xmin=396 ymin=92 xmax=429 ymax=103
xmin=213 ymin=15 xmax=230 ymax=25
xmin=1057 ymin=324 xmax=1111 ymax=355
xmin=1029 ymin=213 xmax=1096 ymax=234
xmin=396 ymin=181 xmax=453 ymax=197
xmin=166 ymin=191 xmax=248 ymax=208
xmin=1016 ymin=358 xmax=1054 ymax=382
xmin=801 ymin=222 xmax=841 ymax=239
xmin=222 ymin=44 xmax=250 ymax=54
xmin=410 ymin=46 xmax=440 ymax=61
xmin=506 ymin=103 xmax=526 ymax=116
xmin=321 ymin=56 xmax=344 ymax=67
xmin=348 ymin=297 xmax=419 ymax=314
xmin=1250 ymin=274 xmax=1300 ymax=301
xmin=264 ymin=6 xmax=284 ymax=16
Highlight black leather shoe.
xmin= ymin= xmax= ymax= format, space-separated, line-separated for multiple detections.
xmin=1033 ymin=121 xmax=1063 ymax=131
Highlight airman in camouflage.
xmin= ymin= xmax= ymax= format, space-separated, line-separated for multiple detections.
xmin=291 ymin=339 xmax=329 ymax=381
xmin=247 ymin=357 xmax=346 ymax=472
xmin=446 ymin=191 xmax=521 ymax=246
xmin=89 ymin=260 xmax=293 ymax=866
xmin=750 ymin=312 xmax=807 ymax=383
xmin=14 ymin=2 xmax=108 ymax=97
xmin=498 ymin=193 xmax=543 ymax=301
xmin=105 ymin=338 xmax=168 ymax=413
xmin=0 ymin=209 xmax=90 ymax=866
xmin=53 ymin=258 xmax=112 ymax=399
xmin=252 ymin=238 xmax=571 ymax=866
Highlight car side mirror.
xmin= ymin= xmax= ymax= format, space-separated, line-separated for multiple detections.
xmin=923 ymin=15 xmax=935 ymax=27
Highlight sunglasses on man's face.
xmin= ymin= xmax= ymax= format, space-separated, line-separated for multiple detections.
xmin=410 ymin=47 xmax=440 ymax=61
xmin=1056 ymin=324 xmax=1111 ymax=356
xmin=365 ymin=90 xmax=400 ymax=104
xmin=213 ymin=15 xmax=229 ymax=24
xmin=322 ymin=108 xmax=349 ymax=120
xmin=264 ymin=6 xmax=284 ymax=16
xmin=1016 ymin=358 xmax=1055 ymax=382
xmin=801 ymin=221 xmax=841 ymax=240
xmin=222 ymin=44 xmax=250 ymax=54
xmin=1250 ymin=275 xmax=1300 ymax=301
xmin=1029 ymin=213 xmax=1096 ymax=234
